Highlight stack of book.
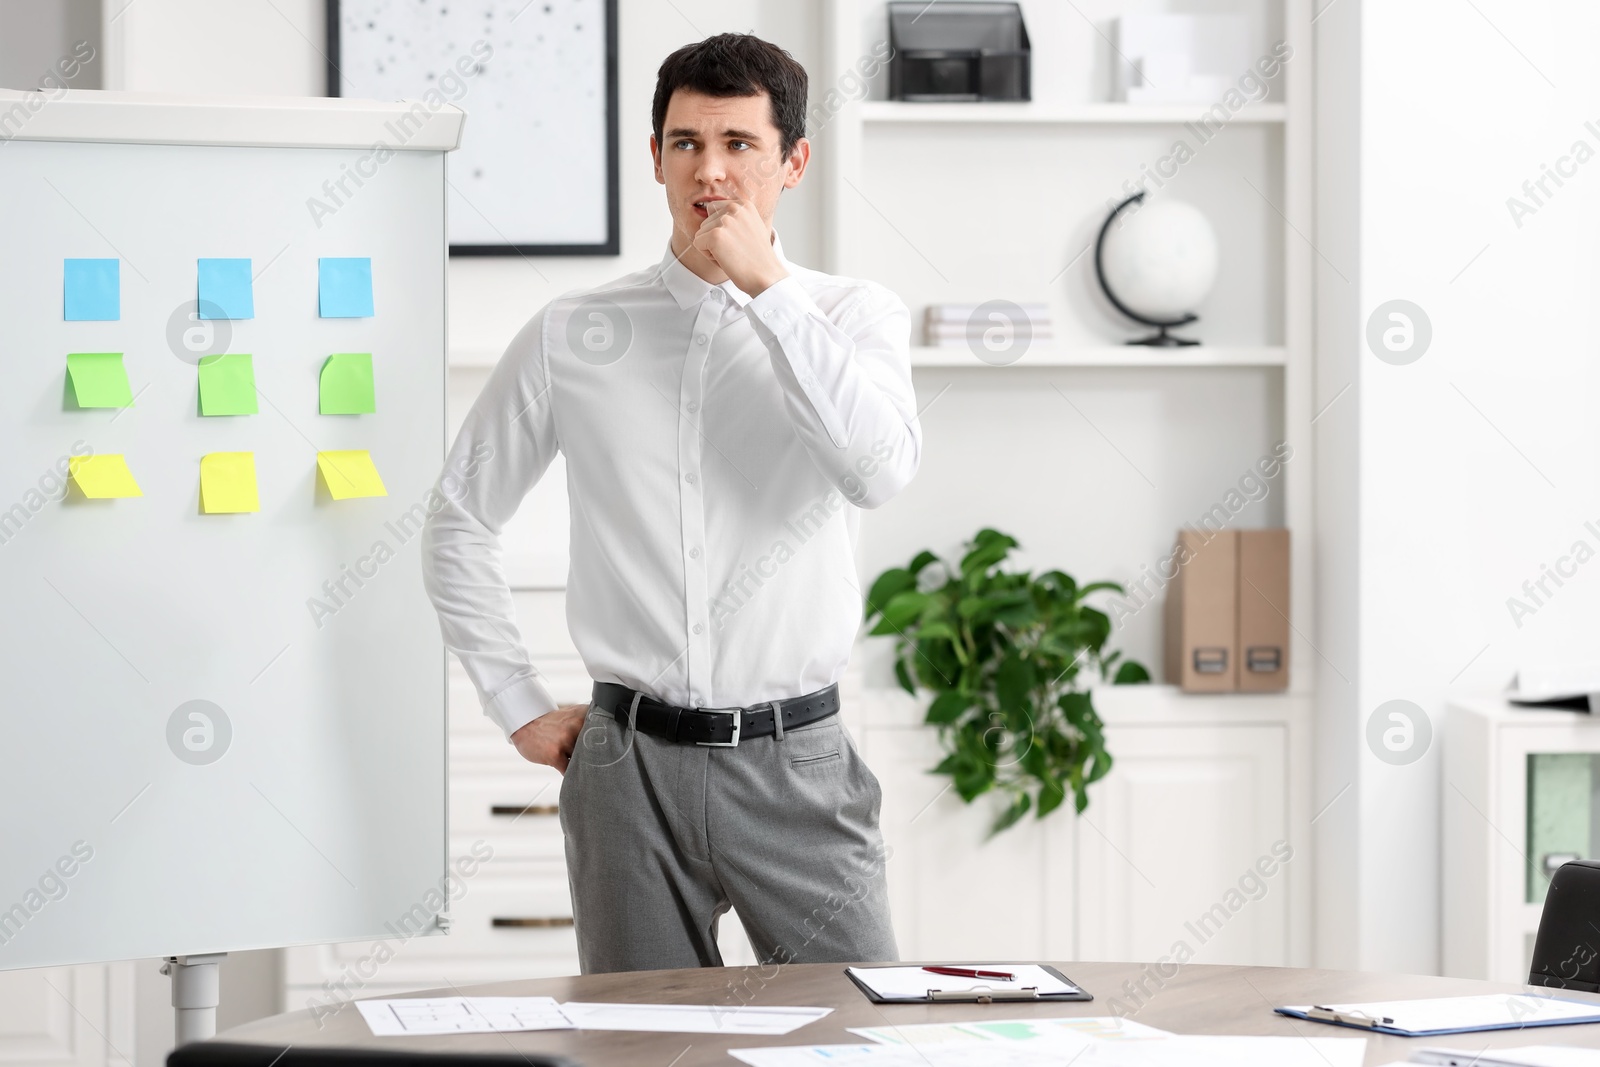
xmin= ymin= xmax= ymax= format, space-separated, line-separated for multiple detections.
xmin=924 ymin=302 xmax=1053 ymax=347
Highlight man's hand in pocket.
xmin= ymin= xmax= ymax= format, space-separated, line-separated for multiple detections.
xmin=510 ymin=704 xmax=589 ymax=773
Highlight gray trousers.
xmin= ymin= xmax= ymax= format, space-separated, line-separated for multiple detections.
xmin=558 ymin=698 xmax=899 ymax=973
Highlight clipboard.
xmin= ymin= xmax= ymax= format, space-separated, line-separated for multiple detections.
xmin=1276 ymin=994 xmax=1600 ymax=1036
xmin=844 ymin=964 xmax=1092 ymax=1004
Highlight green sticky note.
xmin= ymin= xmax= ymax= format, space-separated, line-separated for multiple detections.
xmin=198 ymin=353 xmax=258 ymax=416
xmin=66 ymin=352 xmax=134 ymax=408
xmin=319 ymin=353 xmax=375 ymax=415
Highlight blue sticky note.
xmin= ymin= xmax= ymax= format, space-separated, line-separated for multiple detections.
xmin=64 ymin=259 xmax=120 ymax=321
xmin=318 ymin=257 xmax=374 ymax=318
xmin=197 ymin=258 xmax=255 ymax=320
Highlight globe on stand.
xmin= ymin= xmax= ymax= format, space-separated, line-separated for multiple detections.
xmin=1093 ymin=191 xmax=1219 ymax=346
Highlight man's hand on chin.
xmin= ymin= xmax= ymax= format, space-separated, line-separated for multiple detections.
xmin=510 ymin=703 xmax=589 ymax=773
xmin=692 ymin=198 xmax=789 ymax=297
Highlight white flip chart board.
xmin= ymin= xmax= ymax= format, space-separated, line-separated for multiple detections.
xmin=0 ymin=89 xmax=461 ymax=968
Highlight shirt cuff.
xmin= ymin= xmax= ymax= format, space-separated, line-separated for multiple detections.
xmin=484 ymin=674 xmax=563 ymax=741
xmin=745 ymin=274 xmax=810 ymax=337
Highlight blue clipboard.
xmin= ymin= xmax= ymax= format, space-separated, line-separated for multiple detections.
xmin=1276 ymin=1000 xmax=1600 ymax=1037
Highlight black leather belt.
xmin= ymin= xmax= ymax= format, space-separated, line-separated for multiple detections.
xmin=590 ymin=680 xmax=839 ymax=746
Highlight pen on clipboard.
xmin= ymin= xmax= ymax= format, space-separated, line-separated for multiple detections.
xmin=922 ymin=966 xmax=1016 ymax=981
xmin=1304 ymin=1006 xmax=1394 ymax=1028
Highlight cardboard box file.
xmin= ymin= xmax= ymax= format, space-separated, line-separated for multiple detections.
xmin=1163 ymin=529 xmax=1238 ymax=692
xmin=1236 ymin=528 xmax=1290 ymax=692
xmin=1163 ymin=528 xmax=1290 ymax=693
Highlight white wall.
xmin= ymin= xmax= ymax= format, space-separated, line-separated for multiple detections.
xmin=1318 ymin=0 xmax=1600 ymax=974
xmin=0 ymin=0 xmax=101 ymax=89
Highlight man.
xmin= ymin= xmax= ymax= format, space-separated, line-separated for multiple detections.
xmin=421 ymin=32 xmax=920 ymax=974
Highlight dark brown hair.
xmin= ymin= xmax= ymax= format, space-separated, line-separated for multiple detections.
xmin=653 ymin=33 xmax=808 ymax=159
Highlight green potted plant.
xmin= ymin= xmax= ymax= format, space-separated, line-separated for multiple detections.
xmin=864 ymin=528 xmax=1149 ymax=836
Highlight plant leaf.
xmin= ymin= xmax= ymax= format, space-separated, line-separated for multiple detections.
xmin=864 ymin=567 xmax=916 ymax=621
xmin=1113 ymin=659 xmax=1152 ymax=684
xmin=867 ymin=589 xmax=927 ymax=635
xmin=995 ymin=652 xmax=1037 ymax=714
xmin=1085 ymin=748 xmax=1114 ymax=784
xmin=925 ymin=690 xmax=974 ymax=725
xmin=989 ymin=791 xmax=1031 ymax=836
xmin=954 ymin=767 xmax=993 ymax=802
xmin=1037 ymin=776 xmax=1067 ymax=817
xmin=959 ymin=540 xmax=1013 ymax=578
xmin=893 ymin=655 xmax=915 ymax=696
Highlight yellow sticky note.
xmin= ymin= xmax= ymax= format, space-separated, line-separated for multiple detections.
xmin=68 ymin=454 xmax=142 ymax=498
xmin=200 ymin=452 xmax=259 ymax=514
xmin=316 ymin=450 xmax=387 ymax=500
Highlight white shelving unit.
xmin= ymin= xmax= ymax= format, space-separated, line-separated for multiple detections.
xmin=860 ymin=100 xmax=1289 ymax=124
xmin=820 ymin=0 xmax=1316 ymax=966
xmin=907 ymin=344 xmax=1287 ymax=368
xmin=1443 ymin=699 xmax=1600 ymax=985
xmin=820 ymin=0 xmax=1314 ymax=688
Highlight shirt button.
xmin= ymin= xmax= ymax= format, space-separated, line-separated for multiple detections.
xmin=685 ymin=473 xmax=697 ymax=485
xmin=689 ymin=546 xmax=700 ymax=559
xmin=693 ymin=623 xmax=704 ymax=635
xmin=687 ymin=400 xmax=699 ymax=413
xmin=696 ymin=333 xmax=708 ymax=345
xmin=763 ymin=310 xmax=776 ymax=320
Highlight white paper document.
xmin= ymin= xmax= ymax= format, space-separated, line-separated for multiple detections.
xmin=1088 ymin=1034 xmax=1366 ymax=1067
xmin=729 ymin=1042 xmax=1076 ymax=1067
xmin=1282 ymin=994 xmax=1600 ymax=1033
xmin=847 ymin=1016 xmax=1171 ymax=1046
xmin=731 ymin=1032 xmax=1366 ymax=1067
xmin=845 ymin=964 xmax=1083 ymax=1001
xmin=558 ymin=1001 xmax=831 ymax=1034
xmin=1413 ymin=1046 xmax=1600 ymax=1067
xmin=354 ymin=996 xmax=573 ymax=1036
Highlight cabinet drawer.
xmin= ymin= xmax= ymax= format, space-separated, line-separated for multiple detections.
xmin=450 ymin=771 xmax=565 ymax=861
xmin=439 ymin=862 xmax=576 ymax=958
xmin=285 ymin=862 xmax=578 ymax=989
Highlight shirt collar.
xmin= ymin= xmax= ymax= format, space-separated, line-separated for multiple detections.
xmin=660 ymin=229 xmax=790 ymax=310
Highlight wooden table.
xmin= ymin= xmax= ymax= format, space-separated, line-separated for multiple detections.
xmin=218 ymin=962 xmax=1600 ymax=1066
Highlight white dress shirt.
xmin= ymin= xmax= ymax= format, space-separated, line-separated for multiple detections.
xmin=421 ymin=231 xmax=922 ymax=740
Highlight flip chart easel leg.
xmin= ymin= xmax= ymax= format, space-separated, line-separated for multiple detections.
xmin=160 ymin=953 xmax=227 ymax=1046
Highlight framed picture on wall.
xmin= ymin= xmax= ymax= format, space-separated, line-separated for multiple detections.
xmin=328 ymin=0 xmax=619 ymax=256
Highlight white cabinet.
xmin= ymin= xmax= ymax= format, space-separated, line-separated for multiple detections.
xmin=0 ymin=964 xmax=134 ymax=1067
xmin=860 ymin=685 xmax=1309 ymax=968
xmin=862 ymin=722 xmax=1066 ymax=960
xmin=1075 ymin=722 xmax=1292 ymax=966
xmin=1443 ymin=698 xmax=1600 ymax=984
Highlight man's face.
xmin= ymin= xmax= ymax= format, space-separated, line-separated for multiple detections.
xmin=652 ymin=89 xmax=807 ymax=250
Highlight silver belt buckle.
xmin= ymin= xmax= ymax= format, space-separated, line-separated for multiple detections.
xmin=695 ymin=706 xmax=742 ymax=747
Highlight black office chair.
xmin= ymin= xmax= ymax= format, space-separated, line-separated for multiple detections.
xmin=1529 ymin=858 xmax=1600 ymax=991
xmin=168 ymin=1043 xmax=578 ymax=1067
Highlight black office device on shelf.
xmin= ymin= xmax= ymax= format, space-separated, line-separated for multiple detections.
xmin=887 ymin=2 xmax=1031 ymax=102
